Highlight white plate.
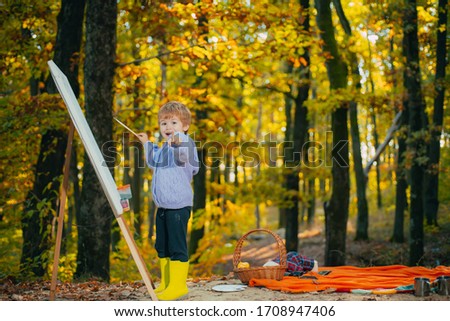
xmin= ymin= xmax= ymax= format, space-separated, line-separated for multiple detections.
xmin=212 ymin=284 xmax=247 ymax=292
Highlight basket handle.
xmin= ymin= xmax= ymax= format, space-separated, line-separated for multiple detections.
xmin=233 ymin=228 xmax=287 ymax=269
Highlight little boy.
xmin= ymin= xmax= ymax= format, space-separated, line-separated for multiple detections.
xmin=137 ymin=101 xmax=199 ymax=300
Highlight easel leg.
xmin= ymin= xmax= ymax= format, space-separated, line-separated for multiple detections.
xmin=116 ymin=215 xmax=158 ymax=301
xmin=49 ymin=121 xmax=157 ymax=301
xmin=50 ymin=122 xmax=74 ymax=301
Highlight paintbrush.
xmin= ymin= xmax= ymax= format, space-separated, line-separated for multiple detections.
xmin=114 ymin=118 xmax=140 ymax=139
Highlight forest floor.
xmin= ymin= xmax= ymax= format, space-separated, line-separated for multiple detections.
xmin=1 ymin=218 xmax=449 ymax=301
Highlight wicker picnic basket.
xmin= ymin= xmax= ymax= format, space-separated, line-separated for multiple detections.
xmin=233 ymin=228 xmax=287 ymax=284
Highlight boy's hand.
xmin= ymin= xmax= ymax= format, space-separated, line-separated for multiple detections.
xmin=136 ymin=133 xmax=149 ymax=144
xmin=167 ymin=133 xmax=183 ymax=147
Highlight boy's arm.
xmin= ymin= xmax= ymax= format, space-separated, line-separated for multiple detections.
xmin=138 ymin=133 xmax=158 ymax=169
xmin=137 ymin=133 xmax=148 ymax=144
xmin=172 ymin=133 xmax=199 ymax=172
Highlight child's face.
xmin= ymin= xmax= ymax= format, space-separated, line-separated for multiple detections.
xmin=159 ymin=114 xmax=189 ymax=140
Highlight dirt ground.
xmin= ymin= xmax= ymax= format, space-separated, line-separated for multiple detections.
xmin=2 ymin=225 xmax=449 ymax=301
xmin=184 ymin=227 xmax=449 ymax=301
xmin=2 ymin=218 xmax=449 ymax=302
xmin=185 ymin=221 xmax=450 ymax=302
xmin=1 ymin=276 xmax=448 ymax=301
xmin=186 ymin=278 xmax=449 ymax=301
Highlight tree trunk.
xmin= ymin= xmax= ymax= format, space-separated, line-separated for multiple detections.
xmin=351 ymin=102 xmax=369 ymax=240
xmin=21 ymin=0 xmax=85 ymax=277
xmin=148 ymin=201 xmax=157 ymax=243
xmin=132 ymin=146 xmax=143 ymax=238
xmin=393 ymin=137 xmax=408 ymax=242
xmin=286 ymin=82 xmax=309 ymax=251
xmin=131 ymin=70 xmax=144 ymax=238
xmin=188 ymin=147 xmax=207 ymax=260
xmin=280 ymin=62 xmax=293 ymax=230
xmin=63 ymin=143 xmax=80 ymax=255
xmin=210 ymin=159 xmax=221 ymax=224
xmin=333 ymin=0 xmax=369 ymax=241
xmin=305 ymin=119 xmax=316 ymax=227
xmin=187 ymin=13 xmax=208 ymax=259
xmin=254 ymin=104 xmax=263 ymax=229
xmin=21 ymin=131 xmax=67 ymax=276
xmin=306 ymin=178 xmax=315 ymax=226
xmin=283 ymin=0 xmax=311 ymax=252
xmin=350 ymin=63 xmax=369 ymax=241
xmin=316 ymin=0 xmax=350 ymax=266
xmin=148 ymin=41 xmax=169 ymax=243
xmin=403 ymin=0 xmax=426 ymax=266
xmin=75 ymin=0 xmax=117 ymax=281
xmin=424 ymin=0 xmax=447 ymax=226
xmin=285 ymin=168 xmax=300 ymax=250
xmin=366 ymin=33 xmax=382 ymax=209
xmin=68 ymin=144 xmax=80 ymax=237
xmin=388 ymin=33 xmax=408 ymax=243
xmin=371 ymin=110 xmax=383 ymax=209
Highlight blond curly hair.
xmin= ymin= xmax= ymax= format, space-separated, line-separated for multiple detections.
xmin=158 ymin=101 xmax=192 ymax=127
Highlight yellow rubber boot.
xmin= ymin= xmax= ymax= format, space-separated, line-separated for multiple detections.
xmin=154 ymin=258 xmax=170 ymax=294
xmin=157 ymin=260 xmax=189 ymax=301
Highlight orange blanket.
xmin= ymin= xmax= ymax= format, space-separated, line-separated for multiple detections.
xmin=248 ymin=265 xmax=450 ymax=293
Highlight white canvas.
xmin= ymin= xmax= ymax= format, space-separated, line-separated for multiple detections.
xmin=48 ymin=60 xmax=123 ymax=216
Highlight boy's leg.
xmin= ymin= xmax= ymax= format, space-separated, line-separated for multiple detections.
xmin=157 ymin=260 xmax=189 ymax=301
xmin=166 ymin=207 xmax=191 ymax=262
xmin=155 ymin=208 xmax=170 ymax=258
xmin=157 ymin=207 xmax=191 ymax=301
xmin=155 ymin=208 xmax=170 ymax=292
xmin=154 ymin=257 xmax=170 ymax=293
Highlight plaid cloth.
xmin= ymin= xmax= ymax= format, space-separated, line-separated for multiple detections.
xmin=273 ymin=251 xmax=315 ymax=276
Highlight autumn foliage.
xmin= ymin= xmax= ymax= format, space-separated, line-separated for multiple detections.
xmin=0 ymin=0 xmax=449 ymax=283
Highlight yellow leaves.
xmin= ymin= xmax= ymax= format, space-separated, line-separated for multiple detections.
xmin=4 ymin=56 xmax=25 ymax=72
xmin=273 ymin=29 xmax=285 ymax=41
xmin=210 ymin=182 xmax=231 ymax=195
xmin=181 ymin=60 xmax=190 ymax=71
xmin=218 ymin=57 xmax=247 ymax=78
xmin=189 ymin=88 xmax=207 ymax=97
xmin=266 ymin=4 xmax=280 ymax=15
xmin=299 ymin=56 xmax=308 ymax=67
xmin=54 ymin=253 xmax=77 ymax=282
xmin=438 ymin=24 xmax=447 ymax=33
xmin=195 ymin=64 xmax=208 ymax=76
xmin=290 ymin=56 xmax=309 ymax=68
xmin=119 ymin=64 xmax=144 ymax=80
xmin=417 ymin=6 xmax=437 ymax=24
xmin=22 ymin=20 xmax=30 ymax=29
xmin=205 ymin=119 xmax=217 ymax=131
xmin=6 ymin=199 xmax=19 ymax=206
xmin=45 ymin=42 xmax=53 ymax=52
xmin=277 ymin=82 xmax=291 ymax=93
xmin=177 ymin=46 xmax=214 ymax=73
xmin=192 ymin=46 xmax=212 ymax=60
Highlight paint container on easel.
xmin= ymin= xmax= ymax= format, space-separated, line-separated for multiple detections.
xmin=118 ymin=184 xmax=132 ymax=212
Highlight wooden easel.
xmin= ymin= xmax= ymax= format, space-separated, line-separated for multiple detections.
xmin=49 ymin=122 xmax=157 ymax=301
